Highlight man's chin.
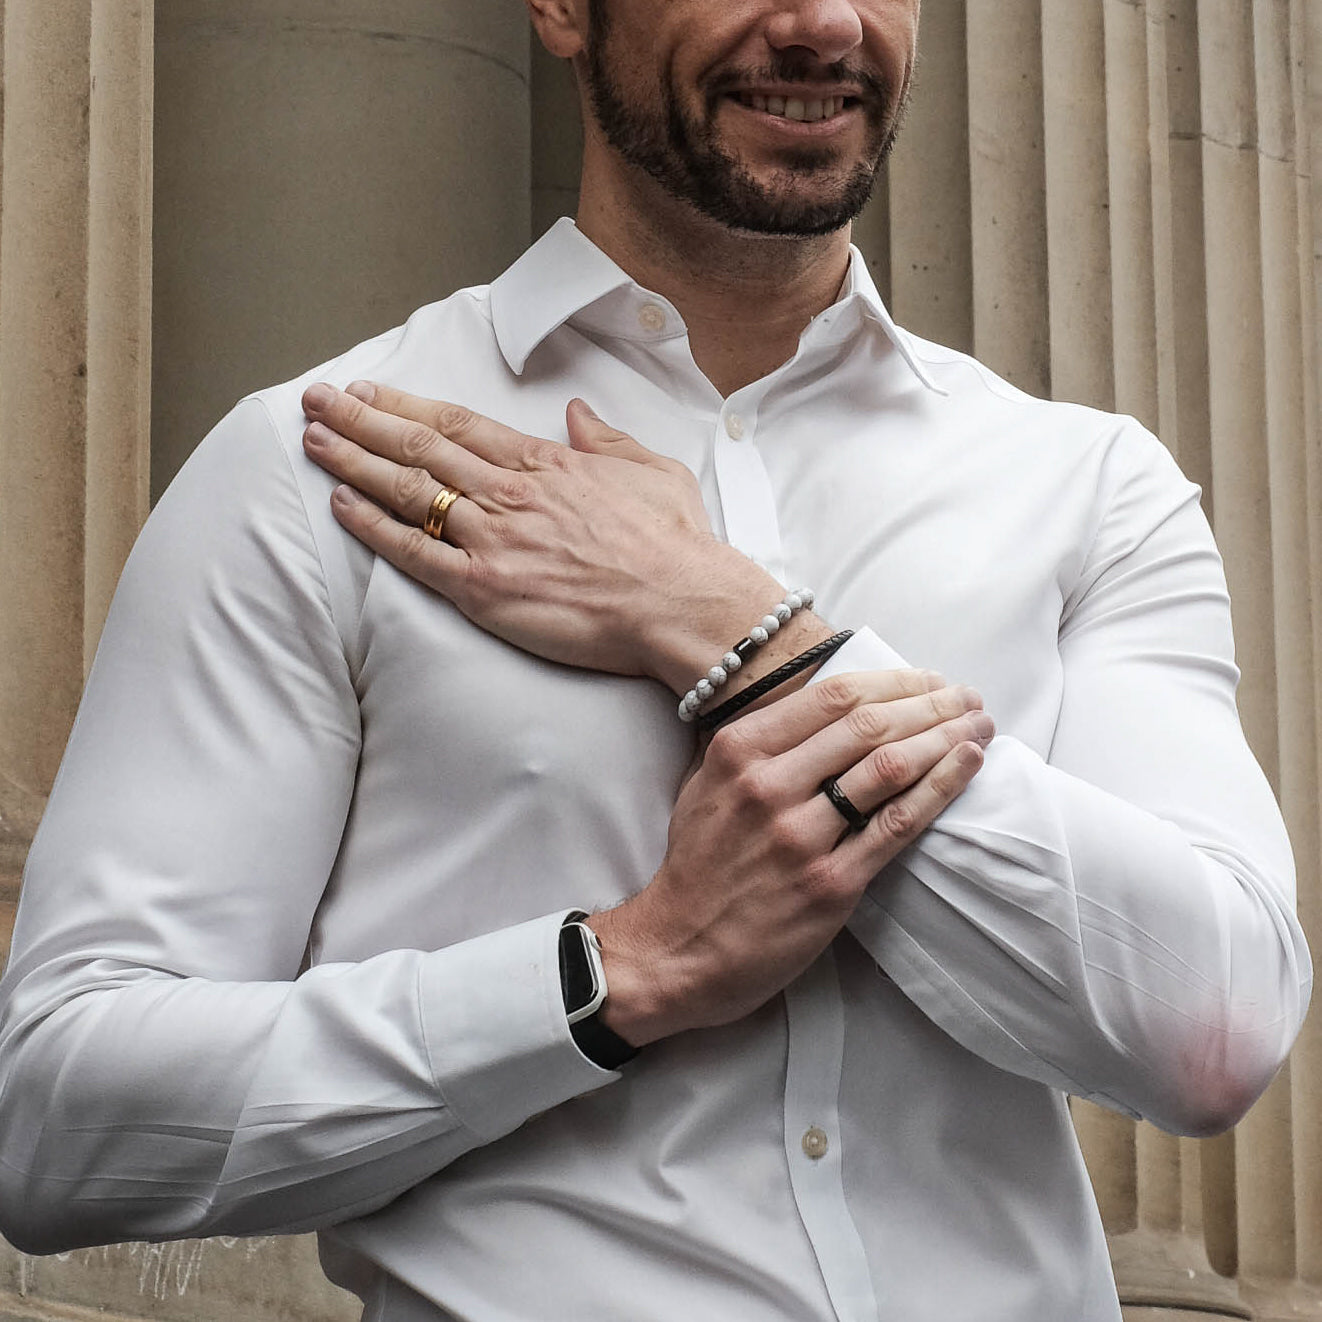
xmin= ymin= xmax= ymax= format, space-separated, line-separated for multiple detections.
xmin=690 ymin=168 xmax=877 ymax=237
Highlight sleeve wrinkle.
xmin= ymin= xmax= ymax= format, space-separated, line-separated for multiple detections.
xmin=839 ymin=421 xmax=1310 ymax=1136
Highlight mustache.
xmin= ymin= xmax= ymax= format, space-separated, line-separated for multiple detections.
xmin=706 ymin=52 xmax=891 ymax=106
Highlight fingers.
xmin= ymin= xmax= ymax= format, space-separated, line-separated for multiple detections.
xmin=831 ymin=740 xmax=985 ymax=876
xmin=327 ymin=485 xmax=468 ymax=592
xmin=313 ymin=380 xmax=554 ymax=472
xmin=701 ymin=669 xmax=991 ymax=865
xmin=787 ymin=682 xmax=990 ymax=801
xmin=302 ymin=384 xmax=502 ymax=499
xmin=707 ymin=667 xmax=952 ymax=762
xmin=831 ymin=710 xmax=994 ymax=812
xmin=303 ymin=421 xmax=484 ymax=544
xmin=565 ymin=398 xmax=676 ymax=472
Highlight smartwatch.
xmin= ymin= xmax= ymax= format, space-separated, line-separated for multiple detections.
xmin=558 ymin=915 xmax=639 ymax=1070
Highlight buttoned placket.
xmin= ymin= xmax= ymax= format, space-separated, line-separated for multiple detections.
xmin=601 ymin=288 xmax=885 ymax=1318
xmin=706 ymin=345 xmax=881 ymax=1322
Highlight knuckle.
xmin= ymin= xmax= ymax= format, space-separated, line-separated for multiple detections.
xmin=876 ymin=797 xmax=920 ymax=843
xmin=817 ymin=673 xmax=863 ymax=717
xmin=432 ymin=403 xmax=476 ymax=438
xmin=492 ymin=474 xmax=536 ymax=510
xmin=704 ymin=723 xmax=752 ymax=773
xmin=456 ymin=555 xmax=497 ymax=606
xmin=398 ymin=421 xmax=438 ymax=466
xmin=870 ymin=742 xmax=911 ymax=787
xmin=732 ymin=761 xmax=778 ymax=810
xmin=397 ymin=525 xmax=434 ymax=564
xmin=532 ymin=441 xmax=573 ymax=473
xmin=937 ymin=683 xmax=981 ymax=716
xmin=394 ymin=465 xmax=434 ymax=508
xmin=845 ymin=702 xmax=889 ymax=743
xmin=339 ymin=394 xmax=367 ymax=430
xmin=798 ymin=857 xmax=854 ymax=911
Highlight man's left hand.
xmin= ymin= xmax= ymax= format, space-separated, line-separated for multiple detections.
xmin=300 ymin=382 xmax=799 ymax=693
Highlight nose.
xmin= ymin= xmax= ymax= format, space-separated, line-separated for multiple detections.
xmin=764 ymin=0 xmax=864 ymax=65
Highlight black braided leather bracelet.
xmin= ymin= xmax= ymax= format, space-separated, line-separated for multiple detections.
xmin=696 ymin=630 xmax=855 ymax=732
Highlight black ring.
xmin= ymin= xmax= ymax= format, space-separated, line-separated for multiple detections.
xmin=820 ymin=776 xmax=870 ymax=833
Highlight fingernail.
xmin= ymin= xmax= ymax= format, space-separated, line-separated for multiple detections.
xmin=331 ymin=484 xmax=360 ymax=509
xmin=304 ymin=422 xmax=332 ymax=450
xmin=969 ymin=712 xmax=995 ymax=743
xmin=346 ymin=380 xmax=375 ymax=403
xmin=304 ymin=382 xmax=335 ymax=411
xmin=572 ymin=397 xmax=599 ymax=420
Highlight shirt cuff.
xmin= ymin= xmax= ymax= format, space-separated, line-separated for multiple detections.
xmin=417 ymin=910 xmax=617 ymax=1144
xmin=811 ymin=625 xmax=911 ymax=680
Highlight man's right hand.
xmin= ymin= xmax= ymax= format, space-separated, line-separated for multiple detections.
xmin=589 ymin=669 xmax=994 ymax=1046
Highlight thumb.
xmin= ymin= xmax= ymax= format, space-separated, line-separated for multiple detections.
xmin=566 ymin=398 xmax=669 ymax=468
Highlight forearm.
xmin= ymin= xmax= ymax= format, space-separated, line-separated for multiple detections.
xmin=846 ymin=732 xmax=1306 ymax=1134
xmin=0 ymin=913 xmax=608 ymax=1251
xmin=809 ymin=452 xmax=1313 ymax=1137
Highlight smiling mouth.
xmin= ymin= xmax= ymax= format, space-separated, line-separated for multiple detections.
xmin=734 ymin=92 xmax=857 ymax=124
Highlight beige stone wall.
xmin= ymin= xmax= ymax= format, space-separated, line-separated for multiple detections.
xmin=0 ymin=2 xmax=1319 ymax=1319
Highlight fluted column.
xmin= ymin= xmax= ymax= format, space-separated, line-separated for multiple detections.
xmin=0 ymin=0 xmax=152 ymax=798
xmin=0 ymin=0 xmax=152 ymax=926
xmin=966 ymin=0 xmax=1050 ymax=396
xmin=893 ymin=4 xmax=1320 ymax=1318
xmin=152 ymin=0 xmax=533 ymax=495
xmin=0 ymin=0 xmax=155 ymax=1310
xmin=886 ymin=1 xmax=972 ymax=354
xmin=2 ymin=4 xmax=532 ymax=1321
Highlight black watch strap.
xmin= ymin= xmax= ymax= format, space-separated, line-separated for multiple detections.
xmin=558 ymin=918 xmax=639 ymax=1070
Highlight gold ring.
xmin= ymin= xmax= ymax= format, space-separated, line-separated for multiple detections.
xmin=423 ymin=485 xmax=462 ymax=540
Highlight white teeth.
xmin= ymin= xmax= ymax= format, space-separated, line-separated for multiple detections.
xmin=741 ymin=93 xmax=847 ymax=123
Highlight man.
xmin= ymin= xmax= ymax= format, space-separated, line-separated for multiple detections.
xmin=0 ymin=1 xmax=1309 ymax=1319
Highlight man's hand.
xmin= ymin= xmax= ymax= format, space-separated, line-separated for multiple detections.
xmin=301 ymin=381 xmax=792 ymax=694
xmin=589 ymin=669 xmax=995 ymax=1046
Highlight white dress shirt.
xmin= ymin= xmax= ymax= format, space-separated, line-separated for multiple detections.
xmin=0 ymin=219 xmax=1309 ymax=1322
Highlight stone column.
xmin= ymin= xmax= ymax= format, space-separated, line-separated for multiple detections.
xmin=886 ymin=0 xmax=973 ymax=354
xmin=151 ymin=0 xmax=533 ymax=495
xmin=0 ymin=0 xmax=152 ymax=798
xmin=1235 ymin=1 xmax=1322 ymax=1311
xmin=965 ymin=0 xmax=1050 ymax=397
xmin=0 ymin=0 xmax=156 ymax=1311
xmin=0 ymin=0 xmax=152 ymax=923
xmin=1 ymin=3 xmax=534 ymax=1321
xmin=1041 ymin=0 xmax=1113 ymax=412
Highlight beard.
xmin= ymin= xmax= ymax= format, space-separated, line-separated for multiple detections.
xmin=583 ymin=1 xmax=902 ymax=236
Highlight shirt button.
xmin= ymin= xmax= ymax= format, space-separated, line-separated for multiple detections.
xmin=801 ymin=1127 xmax=829 ymax=1160
xmin=638 ymin=303 xmax=667 ymax=332
xmin=725 ymin=413 xmax=746 ymax=441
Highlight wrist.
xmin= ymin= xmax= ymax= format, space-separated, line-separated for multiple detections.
xmin=585 ymin=904 xmax=682 ymax=1048
xmin=644 ymin=549 xmax=833 ymax=699
xmin=558 ymin=916 xmax=639 ymax=1068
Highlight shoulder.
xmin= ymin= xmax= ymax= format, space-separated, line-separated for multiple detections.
xmin=898 ymin=329 xmax=1192 ymax=494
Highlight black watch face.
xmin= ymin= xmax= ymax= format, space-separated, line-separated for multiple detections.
xmin=559 ymin=926 xmax=597 ymax=1014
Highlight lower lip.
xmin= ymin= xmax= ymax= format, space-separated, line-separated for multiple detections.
xmin=724 ymin=97 xmax=861 ymax=137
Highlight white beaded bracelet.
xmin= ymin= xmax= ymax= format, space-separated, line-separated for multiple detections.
xmin=678 ymin=589 xmax=815 ymax=723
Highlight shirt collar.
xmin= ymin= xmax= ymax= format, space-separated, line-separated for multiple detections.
xmin=836 ymin=244 xmax=947 ymax=395
xmin=490 ymin=215 xmax=945 ymax=395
